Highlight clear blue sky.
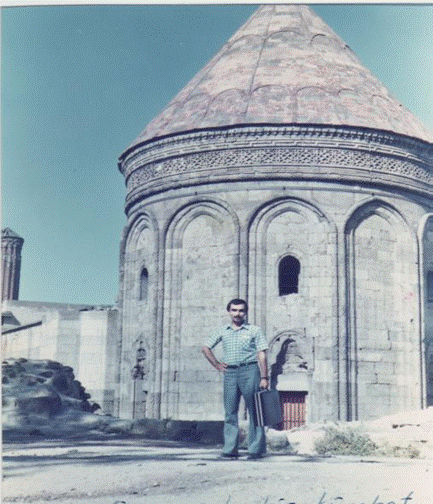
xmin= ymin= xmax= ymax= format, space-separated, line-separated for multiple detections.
xmin=2 ymin=4 xmax=433 ymax=305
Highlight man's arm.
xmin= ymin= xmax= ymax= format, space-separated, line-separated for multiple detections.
xmin=202 ymin=346 xmax=227 ymax=372
xmin=257 ymin=350 xmax=269 ymax=389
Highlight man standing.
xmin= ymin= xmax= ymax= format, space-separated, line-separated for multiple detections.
xmin=202 ymin=298 xmax=269 ymax=459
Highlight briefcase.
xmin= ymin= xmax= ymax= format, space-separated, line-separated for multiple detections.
xmin=253 ymin=389 xmax=283 ymax=427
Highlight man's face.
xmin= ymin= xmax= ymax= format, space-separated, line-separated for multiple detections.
xmin=228 ymin=303 xmax=247 ymax=326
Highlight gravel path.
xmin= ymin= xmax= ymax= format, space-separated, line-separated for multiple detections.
xmin=2 ymin=438 xmax=432 ymax=504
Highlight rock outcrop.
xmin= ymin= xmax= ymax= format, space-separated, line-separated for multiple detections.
xmin=2 ymin=358 xmax=100 ymax=435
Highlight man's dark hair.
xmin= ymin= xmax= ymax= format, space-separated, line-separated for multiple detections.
xmin=226 ymin=298 xmax=248 ymax=312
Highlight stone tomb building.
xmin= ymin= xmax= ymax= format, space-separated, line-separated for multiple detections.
xmin=117 ymin=5 xmax=433 ymax=425
xmin=3 ymin=5 xmax=432 ymax=427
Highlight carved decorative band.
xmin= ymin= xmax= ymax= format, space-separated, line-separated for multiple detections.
xmin=125 ymin=145 xmax=431 ymax=196
xmin=119 ymin=126 xmax=432 ymax=210
xmin=120 ymin=125 xmax=433 ymax=178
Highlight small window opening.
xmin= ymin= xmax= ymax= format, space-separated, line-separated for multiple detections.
xmin=279 ymin=256 xmax=300 ymax=296
xmin=140 ymin=268 xmax=148 ymax=301
xmin=427 ymin=271 xmax=433 ymax=303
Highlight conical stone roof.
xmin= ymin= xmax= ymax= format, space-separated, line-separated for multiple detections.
xmin=129 ymin=4 xmax=433 ymax=148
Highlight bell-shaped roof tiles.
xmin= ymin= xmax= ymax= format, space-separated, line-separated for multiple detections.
xmin=129 ymin=4 xmax=433 ymax=148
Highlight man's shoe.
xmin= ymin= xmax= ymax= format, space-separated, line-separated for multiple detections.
xmin=220 ymin=452 xmax=239 ymax=459
xmin=246 ymin=453 xmax=264 ymax=460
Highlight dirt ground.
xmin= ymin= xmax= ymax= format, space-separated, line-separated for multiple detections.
xmin=2 ymin=436 xmax=432 ymax=504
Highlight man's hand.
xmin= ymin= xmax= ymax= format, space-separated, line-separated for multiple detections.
xmin=202 ymin=346 xmax=227 ymax=372
xmin=215 ymin=362 xmax=228 ymax=372
xmin=257 ymin=350 xmax=269 ymax=390
xmin=259 ymin=378 xmax=268 ymax=390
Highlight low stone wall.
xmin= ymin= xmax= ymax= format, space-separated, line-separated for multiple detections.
xmin=131 ymin=419 xmax=224 ymax=445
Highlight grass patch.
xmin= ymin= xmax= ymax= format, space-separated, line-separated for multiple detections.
xmin=375 ymin=443 xmax=421 ymax=459
xmin=314 ymin=426 xmax=377 ymax=456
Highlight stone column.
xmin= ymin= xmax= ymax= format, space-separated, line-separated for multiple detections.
xmin=2 ymin=229 xmax=24 ymax=301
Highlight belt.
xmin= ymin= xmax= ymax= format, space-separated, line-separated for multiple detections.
xmin=226 ymin=361 xmax=257 ymax=369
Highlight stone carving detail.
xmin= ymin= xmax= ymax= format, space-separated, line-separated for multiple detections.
xmin=126 ymin=144 xmax=431 ymax=196
xmin=270 ymin=337 xmax=309 ymax=389
xmin=280 ymin=339 xmax=308 ymax=373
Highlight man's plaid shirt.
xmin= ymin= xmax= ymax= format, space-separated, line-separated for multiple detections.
xmin=206 ymin=323 xmax=268 ymax=366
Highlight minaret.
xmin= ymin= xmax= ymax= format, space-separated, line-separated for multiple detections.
xmin=2 ymin=228 xmax=24 ymax=301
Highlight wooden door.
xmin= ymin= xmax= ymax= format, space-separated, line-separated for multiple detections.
xmin=278 ymin=391 xmax=307 ymax=430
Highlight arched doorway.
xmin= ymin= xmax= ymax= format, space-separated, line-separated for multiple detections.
xmin=269 ymin=331 xmax=311 ymax=429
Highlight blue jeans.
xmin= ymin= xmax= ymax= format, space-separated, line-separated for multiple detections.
xmin=222 ymin=364 xmax=266 ymax=456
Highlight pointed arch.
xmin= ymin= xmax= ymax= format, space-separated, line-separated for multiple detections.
xmin=125 ymin=211 xmax=159 ymax=253
xmin=344 ymin=198 xmax=419 ymax=420
xmin=345 ymin=198 xmax=411 ymax=233
xmin=268 ymin=330 xmax=311 ymax=387
xmin=418 ymin=213 xmax=433 ymax=407
xmin=248 ymin=197 xmax=334 ymax=328
xmin=248 ymin=197 xmax=337 ymax=422
xmin=161 ymin=198 xmax=240 ymax=420
xmin=118 ymin=210 xmax=160 ymax=420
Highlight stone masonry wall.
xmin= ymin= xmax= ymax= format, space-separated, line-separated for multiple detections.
xmin=118 ymin=178 xmax=430 ymax=422
xmin=422 ymin=215 xmax=433 ymax=406
xmin=2 ymin=302 xmax=118 ymax=416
